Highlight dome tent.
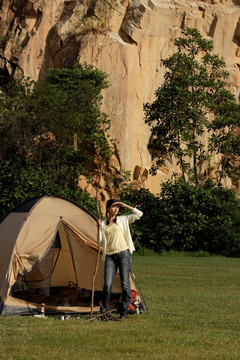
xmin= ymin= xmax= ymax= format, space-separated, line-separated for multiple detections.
xmin=0 ymin=196 xmax=132 ymax=316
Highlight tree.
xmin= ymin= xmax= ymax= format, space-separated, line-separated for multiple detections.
xmin=0 ymin=63 xmax=111 ymax=219
xmin=0 ymin=63 xmax=111 ymax=169
xmin=144 ymin=28 xmax=240 ymax=185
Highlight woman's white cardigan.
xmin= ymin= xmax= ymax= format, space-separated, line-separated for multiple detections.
xmin=99 ymin=208 xmax=143 ymax=261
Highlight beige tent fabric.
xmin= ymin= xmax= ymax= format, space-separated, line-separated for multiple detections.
xmin=0 ymin=212 xmax=29 ymax=306
xmin=5 ymin=197 xmax=97 ymax=297
xmin=8 ymin=218 xmax=60 ymax=296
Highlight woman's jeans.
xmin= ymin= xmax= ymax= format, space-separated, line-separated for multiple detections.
xmin=102 ymin=249 xmax=131 ymax=315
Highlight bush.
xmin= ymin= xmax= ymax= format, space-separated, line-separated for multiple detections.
xmin=121 ymin=180 xmax=240 ymax=257
xmin=0 ymin=160 xmax=98 ymax=221
xmin=120 ymin=187 xmax=162 ymax=252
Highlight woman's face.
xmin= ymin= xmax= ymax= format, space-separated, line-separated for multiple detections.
xmin=108 ymin=203 xmax=120 ymax=217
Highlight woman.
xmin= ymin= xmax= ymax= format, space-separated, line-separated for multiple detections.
xmin=98 ymin=199 xmax=143 ymax=319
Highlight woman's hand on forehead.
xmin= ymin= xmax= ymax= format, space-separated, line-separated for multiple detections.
xmin=112 ymin=202 xmax=125 ymax=207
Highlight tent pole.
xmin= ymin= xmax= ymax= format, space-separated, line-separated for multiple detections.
xmin=90 ymin=162 xmax=103 ymax=318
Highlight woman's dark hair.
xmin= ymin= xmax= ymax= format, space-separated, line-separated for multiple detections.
xmin=106 ymin=199 xmax=117 ymax=211
xmin=106 ymin=199 xmax=118 ymax=224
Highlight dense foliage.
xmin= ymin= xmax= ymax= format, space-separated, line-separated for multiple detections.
xmin=0 ymin=63 xmax=110 ymax=220
xmin=144 ymin=28 xmax=240 ymax=185
xmin=121 ymin=180 xmax=240 ymax=257
xmin=0 ymin=160 xmax=98 ymax=220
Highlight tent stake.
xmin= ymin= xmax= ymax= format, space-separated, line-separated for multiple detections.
xmin=90 ymin=162 xmax=103 ymax=319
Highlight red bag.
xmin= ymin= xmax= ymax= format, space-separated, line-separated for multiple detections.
xmin=128 ymin=290 xmax=141 ymax=313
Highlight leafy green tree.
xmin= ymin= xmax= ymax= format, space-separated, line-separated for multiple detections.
xmin=0 ymin=63 xmax=110 ymax=168
xmin=144 ymin=28 xmax=240 ymax=185
xmin=0 ymin=63 xmax=111 ymax=219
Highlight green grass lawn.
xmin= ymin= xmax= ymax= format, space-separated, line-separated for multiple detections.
xmin=0 ymin=255 xmax=240 ymax=360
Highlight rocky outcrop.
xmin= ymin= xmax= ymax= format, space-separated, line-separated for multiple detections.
xmin=1 ymin=0 xmax=240 ymax=194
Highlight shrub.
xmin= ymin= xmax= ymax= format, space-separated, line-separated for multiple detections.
xmin=121 ymin=180 xmax=240 ymax=257
xmin=0 ymin=160 xmax=98 ymax=221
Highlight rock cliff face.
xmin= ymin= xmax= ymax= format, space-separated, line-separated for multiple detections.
xmin=1 ymin=0 xmax=240 ymax=193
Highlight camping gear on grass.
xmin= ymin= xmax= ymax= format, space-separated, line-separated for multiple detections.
xmin=0 ymin=196 xmax=144 ymax=316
